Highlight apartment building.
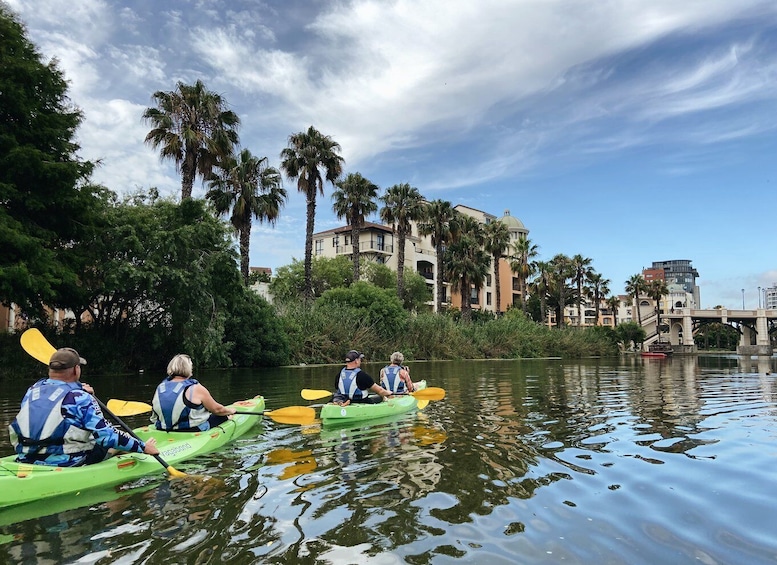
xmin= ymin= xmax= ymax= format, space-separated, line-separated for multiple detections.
xmin=560 ymin=294 xmax=632 ymax=328
xmin=764 ymin=284 xmax=777 ymax=309
xmin=646 ymin=260 xmax=700 ymax=308
xmin=310 ymin=205 xmax=529 ymax=313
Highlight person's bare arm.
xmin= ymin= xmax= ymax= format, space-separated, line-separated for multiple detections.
xmin=401 ymin=367 xmax=415 ymax=391
xmin=190 ymin=384 xmax=236 ymax=416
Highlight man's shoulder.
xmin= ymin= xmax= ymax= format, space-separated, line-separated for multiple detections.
xmin=62 ymin=388 xmax=92 ymax=406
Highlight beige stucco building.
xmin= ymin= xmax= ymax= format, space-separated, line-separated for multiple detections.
xmin=311 ymin=205 xmax=529 ymax=313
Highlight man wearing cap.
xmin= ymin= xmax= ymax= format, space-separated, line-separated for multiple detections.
xmin=8 ymin=347 xmax=159 ymax=467
xmin=332 ymin=350 xmax=393 ymax=406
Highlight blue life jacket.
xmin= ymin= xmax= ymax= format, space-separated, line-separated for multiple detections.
xmin=9 ymin=379 xmax=95 ymax=464
xmin=151 ymin=377 xmax=210 ymax=431
xmin=337 ymin=368 xmax=366 ymax=401
xmin=381 ymin=365 xmax=406 ymax=393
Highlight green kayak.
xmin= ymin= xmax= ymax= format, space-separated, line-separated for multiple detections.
xmin=320 ymin=380 xmax=426 ymax=425
xmin=0 ymin=395 xmax=265 ymax=510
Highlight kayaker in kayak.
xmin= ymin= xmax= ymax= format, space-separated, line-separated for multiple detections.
xmin=332 ymin=350 xmax=393 ymax=406
xmin=380 ymin=351 xmax=416 ymax=394
xmin=8 ymin=347 xmax=159 ymax=467
xmin=150 ymin=353 xmax=236 ymax=431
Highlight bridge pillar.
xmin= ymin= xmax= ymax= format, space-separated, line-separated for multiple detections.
xmin=677 ymin=309 xmax=696 ymax=352
xmin=740 ymin=325 xmax=752 ymax=347
xmin=756 ymin=310 xmax=770 ymax=346
xmin=738 ymin=311 xmax=774 ymax=355
xmin=682 ymin=311 xmax=694 ymax=345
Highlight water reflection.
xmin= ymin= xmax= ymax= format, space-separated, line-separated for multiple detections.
xmin=2 ymin=356 xmax=777 ymax=564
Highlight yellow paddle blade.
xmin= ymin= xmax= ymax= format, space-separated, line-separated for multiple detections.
xmin=265 ymin=406 xmax=316 ymax=425
xmin=20 ymin=328 xmax=57 ymax=365
xmin=301 ymin=389 xmax=333 ymax=401
xmin=416 ymin=399 xmax=430 ymax=410
xmin=107 ymin=399 xmax=153 ymax=416
xmin=411 ymin=387 xmax=446 ymax=400
xmin=166 ymin=466 xmax=189 ymax=479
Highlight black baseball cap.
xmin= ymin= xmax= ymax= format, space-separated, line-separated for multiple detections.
xmin=345 ymin=350 xmax=364 ymax=362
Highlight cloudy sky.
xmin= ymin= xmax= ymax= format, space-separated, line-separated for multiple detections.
xmin=7 ymin=0 xmax=777 ymax=309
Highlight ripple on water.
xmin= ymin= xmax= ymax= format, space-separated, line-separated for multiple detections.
xmin=2 ymin=359 xmax=777 ymax=564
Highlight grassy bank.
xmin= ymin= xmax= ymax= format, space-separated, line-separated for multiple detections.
xmin=277 ymin=303 xmax=620 ymax=365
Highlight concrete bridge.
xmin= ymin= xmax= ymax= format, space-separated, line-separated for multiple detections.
xmin=654 ymin=308 xmax=777 ymax=355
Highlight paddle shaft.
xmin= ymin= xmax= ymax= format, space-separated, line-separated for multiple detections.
xmin=95 ymin=397 xmax=179 ymax=474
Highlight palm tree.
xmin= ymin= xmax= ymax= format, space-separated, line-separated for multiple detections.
xmin=379 ymin=183 xmax=425 ymax=301
xmin=571 ymin=254 xmax=593 ymax=326
xmin=585 ymin=271 xmax=610 ymax=326
xmin=605 ymin=295 xmax=621 ymax=327
xmin=143 ymin=79 xmax=240 ymax=200
xmin=484 ymin=220 xmax=511 ymax=315
xmin=445 ymin=215 xmax=489 ymax=322
xmin=280 ymin=126 xmax=344 ymax=300
xmin=625 ymin=274 xmax=647 ymax=325
xmin=647 ymin=279 xmax=669 ymax=340
xmin=206 ymin=148 xmax=287 ymax=285
xmin=331 ymin=173 xmax=379 ymax=281
xmin=418 ymin=200 xmax=458 ymax=312
xmin=509 ymin=235 xmax=538 ymax=314
xmin=531 ymin=260 xmax=553 ymax=325
xmin=550 ymin=254 xmax=574 ymax=327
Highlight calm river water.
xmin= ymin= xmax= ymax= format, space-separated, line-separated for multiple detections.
xmin=1 ymin=355 xmax=777 ymax=564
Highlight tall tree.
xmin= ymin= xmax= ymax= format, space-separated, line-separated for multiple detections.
xmin=380 ymin=183 xmax=425 ymax=301
xmin=0 ymin=6 xmax=99 ymax=314
xmin=418 ymin=200 xmax=458 ymax=312
xmin=206 ymin=148 xmax=287 ymax=285
xmin=445 ymin=215 xmax=489 ymax=322
xmin=550 ymin=254 xmax=574 ymax=327
xmin=585 ymin=271 xmax=610 ymax=326
xmin=484 ymin=220 xmax=511 ymax=315
xmin=625 ymin=274 xmax=647 ymax=325
xmin=571 ymin=254 xmax=593 ymax=326
xmin=75 ymin=193 xmax=249 ymax=366
xmin=143 ymin=79 xmax=240 ymax=200
xmin=606 ymin=295 xmax=621 ymax=327
xmin=509 ymin=235 xmax=538 ymax=314
xmin=531 ymin=260 xmax=553 ymax=325
xmin=280 ymin=126 xmax=344 ymax=300
xmin=331 ymin=173 xmax=379 ymax=281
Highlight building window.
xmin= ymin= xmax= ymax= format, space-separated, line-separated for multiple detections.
xmin=344 ymin=234 xmax=351 ymax=246
xmin=376 ymin=233 xmax=385 ymax=251
xmin=333 ymin=236 xmax=338 ymax=247
xmin=470 ymin=287 xmax=478 ymax=305
xmin=486 ymin=292 xmax=492 ymax=306
xmin=486 ymin=274 xmax=492 ymax=287
xmin=315 ymin=239 xmax=323 ymax=255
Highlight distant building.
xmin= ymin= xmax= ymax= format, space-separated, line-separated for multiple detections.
xmin=645 ymin=260 xmax=700 ymax=308
xmin=310 ymin=204 xmax=530 ymax=313
xmin=765 ymin=284 xmax=777 ymax=309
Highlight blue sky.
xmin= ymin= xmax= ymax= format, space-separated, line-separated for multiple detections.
xmin=7 ymin=0 xmax=777 ymax=309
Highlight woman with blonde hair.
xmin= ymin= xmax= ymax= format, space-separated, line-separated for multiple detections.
xmin=150 ymin=354 xmax=236 ymax=431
